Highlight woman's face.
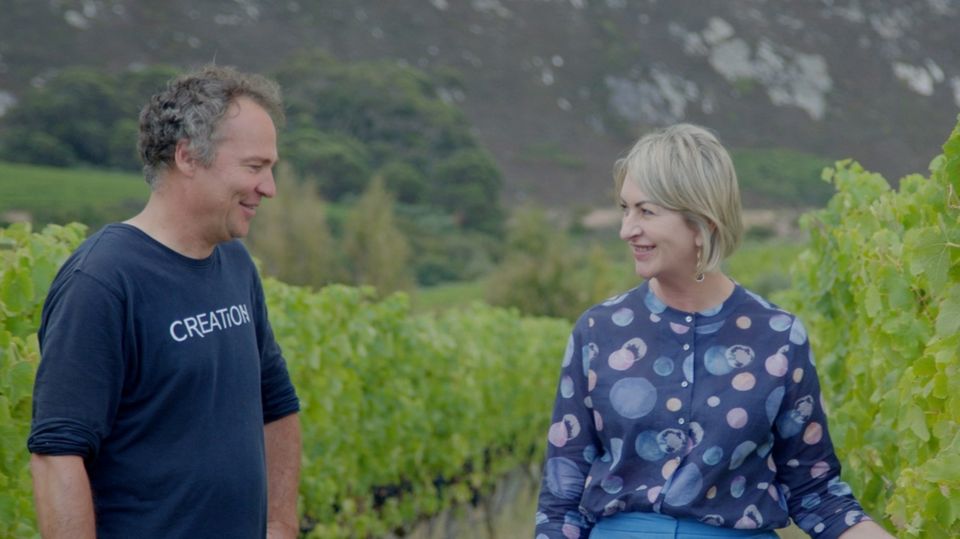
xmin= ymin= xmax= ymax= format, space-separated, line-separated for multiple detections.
xmin=618 ymin=179 xmax=700 ymax=285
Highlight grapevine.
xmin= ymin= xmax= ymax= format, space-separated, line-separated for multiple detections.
xmin=779 ymin=117 xmax=960 ymax=537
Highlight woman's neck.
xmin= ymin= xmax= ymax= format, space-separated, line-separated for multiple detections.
xmin=649 ymin=272 xmax=735 ymax=313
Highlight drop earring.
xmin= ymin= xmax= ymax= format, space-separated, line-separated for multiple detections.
xmin=695 ymin=248 xmax=705 ymax=283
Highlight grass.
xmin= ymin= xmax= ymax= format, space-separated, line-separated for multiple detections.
xmin=731 ymin=148 xmax=836 ymax=208
xmin=575 ymin=226 xmax=805 ymax=299
xmin=724 ymin=238 xmax=806 ymax=297
xmin=0 ymin=161 xmax=148 ymax=227
xmin=0 ymin=157 xmax=809 ymax=305
xmin=410 ymin=235 xmax=806 ymax=317
xmin=411 ymin=278 xmax=487 ymax=312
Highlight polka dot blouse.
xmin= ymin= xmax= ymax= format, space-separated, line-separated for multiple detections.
xmin=534 ymin=282 xmax=872 ymax=539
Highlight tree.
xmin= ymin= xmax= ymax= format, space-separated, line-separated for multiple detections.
xmin=378 ymin=161 xmax=427 ymax=204
xmin=281 ymin=128 xmax=372 ymax=200
xmin=274 ymin=50 xmax=474 ymax=170
xmin=486 ymin=208 xmax=620 ymax=320
xmin=0 ymin=64 xmax=176 ymax=170
xmin=272 ymin=50 xmax=505 ymax=232
xmin=429 ymin=149 xmax=505 ymax=235
xmin=342 ymin=177 xmax=413 ymax=296
xmin=244 ymin=166 xmax=342 ymax=288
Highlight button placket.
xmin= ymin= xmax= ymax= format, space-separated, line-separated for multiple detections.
xmin=677 ymin=314 xmax=695 ymax=429
xmin=662 ymin=308 xmax=698 ymax=452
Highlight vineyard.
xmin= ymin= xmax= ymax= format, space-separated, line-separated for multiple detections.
xmin=0 ymin=222 xmax=569 ymax=538
xmin=1 ymin=117 xmax=959 ymax=537
xmin=778 ymin=116 xmax=960 ymax=537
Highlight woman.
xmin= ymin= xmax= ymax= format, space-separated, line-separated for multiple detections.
xmin=534 ymin=125 xmax=893 ymax=539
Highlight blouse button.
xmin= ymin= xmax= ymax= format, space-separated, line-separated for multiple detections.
xmin=683 ymin=344 xmax=690 ymax=351
xmin=681 ymin=381 xmax=689 ymax=388
xmin=685 ymin=315 xmax=693 ymax=323
xmin=678 ymin=418 xmax=685 ymax=425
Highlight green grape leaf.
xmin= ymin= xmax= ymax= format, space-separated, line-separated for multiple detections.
xmin=0 ymin=267 xmax=32 ymax=314
xmin=903 ymin=405 xmax=930 ymax=442
xmin=6 ymin=360 xmax=36 ymax=404
xmin=939 ymin=118 xmax=960 ymax=184
xmin=924 ymin=452 xmax=960 ymax=483
xmin=937 ymin=284 xmax=960 ymax=337
xmin=864 ymin=285 xmax=882 ymax=318
xmin=904 ymin=222 xmax=959 ymax=292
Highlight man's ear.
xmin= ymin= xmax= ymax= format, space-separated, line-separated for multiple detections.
xmin=173 ymin=139 xmax=198 ymax=177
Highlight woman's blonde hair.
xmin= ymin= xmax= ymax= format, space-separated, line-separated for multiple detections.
xmin=614 ymin=123 xmax=743 ymax=273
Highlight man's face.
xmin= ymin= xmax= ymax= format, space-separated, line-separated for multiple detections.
xmin=191 ymin=96 xmax=278 ymax=245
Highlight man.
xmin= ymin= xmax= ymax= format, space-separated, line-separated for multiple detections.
xmin=27 ymin=65 xmax=301 ymax=539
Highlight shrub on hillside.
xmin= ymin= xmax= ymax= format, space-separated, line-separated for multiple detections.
xmin=486 ymin=208 xmax=621 ymax=320
xmin=244 ymin=167 xmax=343 ymax=289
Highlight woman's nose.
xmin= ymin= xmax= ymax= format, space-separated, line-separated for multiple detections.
xmin=619 ymin=214 xmax=639 ymax=241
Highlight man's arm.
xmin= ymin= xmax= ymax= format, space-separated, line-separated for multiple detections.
xmin=264 ymin=413 xmax=301 ymax=539
xmin=30 ymin=454 xmax=95 ymax=539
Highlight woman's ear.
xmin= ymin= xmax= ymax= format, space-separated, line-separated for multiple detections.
xmin=698 ymin=220 xmax=718 ymax=248
xmin=693 ymin=220 xmax=711 ymax=248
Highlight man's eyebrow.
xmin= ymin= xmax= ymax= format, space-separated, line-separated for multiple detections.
xmin=243 ymin=156 xmax=277 ymax=165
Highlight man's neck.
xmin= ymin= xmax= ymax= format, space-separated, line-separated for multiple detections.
xmin=125 ymin=192 xmax=217 ymax=260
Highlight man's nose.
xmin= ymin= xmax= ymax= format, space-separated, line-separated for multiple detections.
xmin=258 ymin=171 xmax=277 ymax=198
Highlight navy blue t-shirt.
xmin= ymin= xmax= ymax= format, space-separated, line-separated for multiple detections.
xmin=28 ymin=224 xmax=300 ymax=538
xmin=535 ymin=282 xmax=871 ymax=539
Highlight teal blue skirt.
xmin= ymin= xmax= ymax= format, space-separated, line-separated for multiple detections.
xmin=592 ymin=512 xmax=778 ymax=539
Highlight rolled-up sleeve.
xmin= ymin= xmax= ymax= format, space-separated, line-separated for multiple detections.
xmin=252 ymin=275 xmax=299 ymax=423
xmin=28 ymin=271 xmax=126 ymax=460
xmin=535 ymin=321 xmax=600 ymax=539
xmin=772 ymin=317 xmax=872 ymax=538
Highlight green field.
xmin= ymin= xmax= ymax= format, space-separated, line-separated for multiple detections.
xmin=0 ymin=161 xmax=148 ymax=227
xmin=0 ymin=159 xmax=806 ymax=310
xmin=731 ymin=148 xmax=835 ymax=208
xmin=412 ymin=278 xmax=488 ymax=312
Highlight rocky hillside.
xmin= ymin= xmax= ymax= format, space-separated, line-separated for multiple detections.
xmin=2 ymin=0 xmax=958 ymax=208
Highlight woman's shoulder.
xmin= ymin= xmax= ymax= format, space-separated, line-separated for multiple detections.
xmin=734 ymin=285 xmax=812 ymax=346
xmin=573 ymin=283 xmax=646 ymax=328
xmin=734 ymin=285 xmax=799 ymax=319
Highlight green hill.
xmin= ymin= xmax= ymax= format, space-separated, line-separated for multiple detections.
xmin=0 ymin=161 xmax=147 ymax=227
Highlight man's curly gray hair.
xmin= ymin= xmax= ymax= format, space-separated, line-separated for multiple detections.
xmin=137 ymin=65 xmax=284 ymax=187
